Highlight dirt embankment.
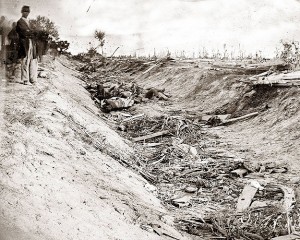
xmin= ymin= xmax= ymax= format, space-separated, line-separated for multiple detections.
xmin=0 ymin=61 xmax=186 ymax=240
xmin=136 ymin=62 xmax=300 ymax=171
xmin=75 ymin=56 xmax=300 ymax=239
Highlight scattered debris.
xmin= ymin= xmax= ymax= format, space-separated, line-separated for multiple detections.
xmin=231 ymin=168 xmax=248 ymax=178
xmin=251 ymin=70 xmax=300 ymax=87
xmin=206 ymin=115 xmax=225 ymax=126
xmin=200 ymin=112 xmax=258 ymax=127
xmin=272 ymin=233 xmax=300 ymax=240
xmin=101 ymin=97 xmax=134 ymax=112
xmin=250 ymin=180 xmax=264 ymax=191
xmin=172 ymin=196 xmax=191 ymax=207
xmin=85 ymin=80 xmax=170 ymax=112
xmin=184 ymin=186 xmax=198 ymax=193
xmin=236 ymin=184 xmax=258 ymax=213
xmin=122 ymin=113 xmax=144 ymax=122
xmin=38 ymin=71 xmax=48 ymax=78
xmin=145 ymin=88 xmax=169 ymax=100
xmin=280 ymin=185 xmax=296 ymax=212
xmin=132 ymin=130 xmax=169 ymax=142
xmin=222 ymin=112 xmax=259 ymax=125
xmin=72 ymin=55 xmax=300 ymax=239
xmin=212 ymin=60 xmax=288 ymax=74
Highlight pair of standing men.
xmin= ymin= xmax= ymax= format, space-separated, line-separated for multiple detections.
xmin=16 ymin=5 xmax=38 ymax=85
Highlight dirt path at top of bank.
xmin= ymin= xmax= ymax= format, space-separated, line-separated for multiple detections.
xmin=0 ymin=60 xmax=188 ymax=240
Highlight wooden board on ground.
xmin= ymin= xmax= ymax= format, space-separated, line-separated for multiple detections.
xmin=132 ymin=130 xmax=169 ymax=142
xmin=201 ymin=114 xmax=231 ymax=122
xmin=223 ymin=112 xmax=258 ymax=125
xmin=236 ymin=184 xmax=258 ymax=213
xmin=251 ymin=70 xmax=300 ymax=86
xmin=280 ymin=185 xmax=296 ymax=212
xmin=122 ymin=113 xmax=144 ymax=122
xmin=272 ymin=234 xmax=300 ymax=240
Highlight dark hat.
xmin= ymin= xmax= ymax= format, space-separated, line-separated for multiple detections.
xmin=21 ymin=5 xmax=30 ymax=13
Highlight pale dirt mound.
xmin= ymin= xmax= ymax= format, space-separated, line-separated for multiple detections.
xmin=0 ymin=60 xmax=186 ymax=240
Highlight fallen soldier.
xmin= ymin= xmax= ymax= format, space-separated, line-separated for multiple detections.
xmin=145 ymin=87 xmax=169 ymax=100
xmin=101 ymin=97 xmax=134 ymax=112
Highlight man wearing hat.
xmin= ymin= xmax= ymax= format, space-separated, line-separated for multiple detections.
xmin=16 ymin=5 xmax=38 ymax=85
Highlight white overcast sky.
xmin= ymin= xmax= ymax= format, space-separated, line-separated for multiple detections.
xmin=2 ymin=0 xmax=300 ymax=56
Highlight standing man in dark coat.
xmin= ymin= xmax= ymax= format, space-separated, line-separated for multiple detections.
xmin=7 ymin=22 xmax=19 ymax=78
xmin=16 ymin=5 xmax=37 ymax=85
xmin=7 ymin=22 xmax=19 ymax=62
xmin=0 ymin=16 xmax=7 ymax=65
xmin=0 ymin=16 xmax=5 ymax=50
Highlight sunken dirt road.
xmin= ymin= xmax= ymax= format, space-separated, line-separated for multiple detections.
xmin=0 ymin=60 xmax=187 ymax=240
xmin=75 ymin=55 xmax=300 ymax=240
xmin=1 ymin=55 xmax=300 ymax=240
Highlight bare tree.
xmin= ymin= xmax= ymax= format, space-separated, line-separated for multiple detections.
xmin=94 ymin=30 xmax=105 ymax=55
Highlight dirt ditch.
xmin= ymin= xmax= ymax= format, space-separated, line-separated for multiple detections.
xmin=64 ymin=55 xmax=300 ymax=239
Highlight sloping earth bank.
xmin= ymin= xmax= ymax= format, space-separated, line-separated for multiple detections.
xmin=0 ymin=61 xmax=186 ymax=240
xmin=136 ymin=62 xmax=300 ymax=172
xmin=76 ymin=56 xmax=300 ymax=239
xmin=136 ymin=61 xmax=300 ymax=238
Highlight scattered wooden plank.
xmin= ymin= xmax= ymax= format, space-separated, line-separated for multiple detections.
xmin=132 ymin=130 xmax=169 ymax=142
xmin=201 ymin=114 xmax=231 ymax=122
xmin=280 ymin=70 xmax=300 ymax=79
xmin=122 ymin=113 xmax=144 ymax=122
xmin=280 ymin=185 xmax=296 ymax=212
xmin=179 ymin=168 xmax=203 ymax=177
xmin=143 ymin=60 xmax=156 ymax=65
xmin=157 ymin=92 xmax=169 ymax=100
xmin=283 ymin=77 xmax=300 ymax=80
xmin=244 ymin=232 xmax=264 ymax=240
xmin=139 ymin=169 xmax=157 ymax=183
xmin=236 ymin=184 xmax=258 ymax=213
xmin=151 ymin=155 xmax=166 ymax=165
xmin=109 ymin=47 xmax=120 ymax=58
xmin=141 ymin=64 xmax=159 ymax=75
xmin=144 ymin=142 xmax=164 ymax=147
xmin=249 ymin=71 xmax=274 ymax=81
xmin=253 ymin=77 xmax=300 ymax=84
xmin=222 ymin=112 xmax=258 ymax=125
xmin=252 ymin=70 xmax=300 ymax=86
xmin=272 ymin=234 xmax=300 ymax=240
xmin=271 ymin=83 xmax=300 ymax=87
